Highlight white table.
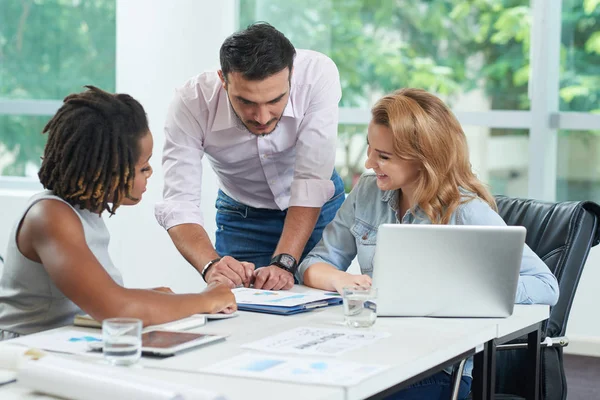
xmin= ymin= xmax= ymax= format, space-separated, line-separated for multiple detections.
xmin=0 ymin=300 xmax=549 ymax=400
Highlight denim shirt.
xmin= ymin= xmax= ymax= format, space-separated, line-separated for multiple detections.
xmin=298 ymin=173 xmax=559 ymax=304
xmin=297 ymin=173 xmax=560 ymax=377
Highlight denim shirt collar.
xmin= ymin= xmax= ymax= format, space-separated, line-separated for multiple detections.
xmin=380 ymin=189 xmax=426 ymax=223
xmin=380 ymin=189 xmax=398 ymax=210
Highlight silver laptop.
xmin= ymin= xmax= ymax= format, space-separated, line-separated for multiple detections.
xmin=372 ymin=224 xmax=526 ymax=317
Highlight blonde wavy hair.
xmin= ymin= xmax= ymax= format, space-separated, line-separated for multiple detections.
xmin=371 ymin=88 xmax=496 ymax=224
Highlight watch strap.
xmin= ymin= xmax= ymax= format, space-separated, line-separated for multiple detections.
xmin=201 ymin=257 xmax=222 ymax=282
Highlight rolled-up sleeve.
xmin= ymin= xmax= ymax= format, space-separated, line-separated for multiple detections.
xmin=289 ymin=56 xmax=341 ymax=208
xmin=459 ymin=199 xmax=560 ymax=306
xmin=296 ymin=185 xmax=357 ymax=284
xmin=155 ymin=92 xmax=206 ymax=230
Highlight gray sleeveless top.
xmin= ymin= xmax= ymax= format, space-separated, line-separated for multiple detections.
xmin=0 ymin=191 xmax=123 ymax=336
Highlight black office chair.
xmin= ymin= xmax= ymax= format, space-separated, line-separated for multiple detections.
xmin=489 ymin=196 xmax=600 ymax=400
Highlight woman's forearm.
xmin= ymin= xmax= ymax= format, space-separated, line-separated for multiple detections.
xmin=303 ymin=262 xmax=346 ymax=291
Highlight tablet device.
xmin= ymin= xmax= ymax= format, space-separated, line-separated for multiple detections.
xmin=89 ymin=330 xmax=225 ymax=357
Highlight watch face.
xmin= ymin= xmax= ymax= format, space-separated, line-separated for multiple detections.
xmin=280 ymin=254 xmax=294 ymax=268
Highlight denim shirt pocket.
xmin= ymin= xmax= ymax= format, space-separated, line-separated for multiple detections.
xmin=215 ymin=197 xmax=248 ymax=219
xmin=350 ymin=219 xmax=377 ymax=274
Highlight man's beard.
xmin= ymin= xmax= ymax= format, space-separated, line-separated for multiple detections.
xmin=229 ymin=99 xmax=286 ymax=137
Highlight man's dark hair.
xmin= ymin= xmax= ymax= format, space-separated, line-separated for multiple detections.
xmin=220 ymin=22 xmax=296 ymax=81
xmin=38 ymin=85 xmax=149 ymax=215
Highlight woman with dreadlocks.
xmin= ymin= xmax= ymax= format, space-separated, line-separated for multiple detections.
xmin=0 ymin=86 xmax=236 ymax=340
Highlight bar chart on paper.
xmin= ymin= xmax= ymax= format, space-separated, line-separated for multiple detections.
xmin=204 ymin=353 xmax=388 ymax=386
xmin=232 ymin=288 xmax=342 ymax=315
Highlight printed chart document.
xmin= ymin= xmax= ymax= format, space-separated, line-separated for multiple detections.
xmin=204 ymin=353 xmax=388 ymax=386
xmin=8 ymin=329 xmax=102 ymax=355
xmin=233 ymin=288 xmax=342 ymax=315
xmin=242 ymin=327 xmax=390 ymax=356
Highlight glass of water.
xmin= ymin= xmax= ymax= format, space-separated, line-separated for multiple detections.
xmin=102 ymin=318 xmax=142 ymax=365
xmin=343 ymin=286 xmax=378 ymax=328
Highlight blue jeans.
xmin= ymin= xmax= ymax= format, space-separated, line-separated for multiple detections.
xmin=386 ymin=371 xmax=472 ymax=400
xmin=215 ymin=170 xmax=345 ymax=269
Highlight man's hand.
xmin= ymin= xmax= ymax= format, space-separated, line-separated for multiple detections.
xmin=331 ymin=273 xmax=372 ymax=295
xmin=253 ymin=265 xmax=294 ymax=290
xmin=201 ymin=282 xmax=238 ymax=314
xmin=205 ymin=256 xmax=254 ymax=288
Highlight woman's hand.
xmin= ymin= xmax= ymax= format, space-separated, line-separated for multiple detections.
xmin=331 ymin=273 xmax=372 ymax=294
xmin=150 ymin=287 xmax=175 ymax=294
xmin=202 ymin=282 xmax=238 ymax=314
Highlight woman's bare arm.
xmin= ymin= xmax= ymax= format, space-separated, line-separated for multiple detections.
xmin=18 ymin=199 xmax=236 ymax=327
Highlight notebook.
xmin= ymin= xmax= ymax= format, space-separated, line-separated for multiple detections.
xmin=74 ymin=312 xmax=238 ymax=332
xmin=233 ymin=287 xmax=342 ymax=315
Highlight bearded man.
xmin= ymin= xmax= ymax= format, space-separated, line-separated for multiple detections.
xmin=156 ymin=23 xmax=344 ymax=291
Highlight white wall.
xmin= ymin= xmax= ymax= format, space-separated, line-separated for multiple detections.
xmin=105 ymin=0 xmax=236 ymax=292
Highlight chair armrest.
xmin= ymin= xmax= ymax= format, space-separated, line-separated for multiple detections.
xmin=496 ymin=336 xmax=569 ymax=351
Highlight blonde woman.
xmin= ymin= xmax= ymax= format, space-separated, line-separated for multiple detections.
xmin=296 ymin=88 xmax=559 ymax=399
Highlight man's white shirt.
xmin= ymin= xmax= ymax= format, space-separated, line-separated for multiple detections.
xmin=155 ymin=49 xmax=342 ymax=230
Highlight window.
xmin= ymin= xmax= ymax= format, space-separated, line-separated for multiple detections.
xmin=239 ymin=0 xmax=534 ymax=194
xmin=557 ymin=0 xmax=600 ymax=201
xmin=239 ymin=1 xmax=600 ymax=203
xmin=0 ymin=0 xmax=116 ymax=180
xmin=240 ymin=0 xmax=531 ymax=110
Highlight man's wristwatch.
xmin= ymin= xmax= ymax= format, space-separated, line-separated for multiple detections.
xmin=201 ymin=257 xmax=222 ymax=282
xmin=270 ymin=253 xmax=298 ymax=275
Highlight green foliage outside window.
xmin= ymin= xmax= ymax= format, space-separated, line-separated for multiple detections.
xmin=0 ymin=0 xmax=116 ymax=176
xmin=239 ymin=0 xmax=600 ymax=190
xmin=1 ymin=0 xmax=599 ymax=179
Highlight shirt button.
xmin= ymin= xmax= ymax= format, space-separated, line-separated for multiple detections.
xmin=362 ymin=233 xmax=368 ymax=240
xmin=262 ymin=154 xmax=268 ymax=159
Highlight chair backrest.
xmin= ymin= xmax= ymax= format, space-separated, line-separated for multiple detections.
xmin=495 ymin=195 xmax=600 ymax=338
xmin=493 ymin=196 xmax=600 ymax=399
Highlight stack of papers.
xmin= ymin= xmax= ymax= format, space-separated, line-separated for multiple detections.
xmin=233 ymin=288 xmax=342 ymax=315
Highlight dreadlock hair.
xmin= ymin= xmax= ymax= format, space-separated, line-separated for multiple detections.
xmin=38 ymin=85 xmax=149 ymax=216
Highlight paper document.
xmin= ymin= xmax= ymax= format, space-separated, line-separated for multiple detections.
xmin=9 ymin=329 xmax=102 ymax=355
xmin=242 ymin=327 xmax=390 ymax=356
xmin=204 ymin=353 xmax=388 ymax=386
xmin=233 ymin=288 xmax=340 ymax=307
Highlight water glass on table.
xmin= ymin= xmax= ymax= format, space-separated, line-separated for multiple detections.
xmin=343 ymin=286 xmax=378 ymax=328
xmin=102 ymin=318 xmax=142 ymax=365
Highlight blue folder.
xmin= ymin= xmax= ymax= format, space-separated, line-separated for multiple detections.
xmin=236 ymin=297 xmax=343 ymax=315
